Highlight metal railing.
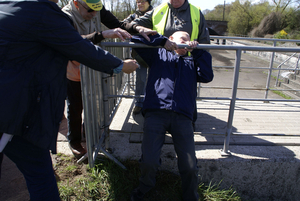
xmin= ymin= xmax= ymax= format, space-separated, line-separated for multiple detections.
xmin=81 ymin=36 xmax=300 ymax=168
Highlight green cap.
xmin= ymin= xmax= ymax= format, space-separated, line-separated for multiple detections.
xmin=82 ymin=0 xmax=103 ymax=11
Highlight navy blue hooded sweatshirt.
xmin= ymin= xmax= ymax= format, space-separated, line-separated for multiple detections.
xmin=131 ymin=34 xmax=214 ymax=120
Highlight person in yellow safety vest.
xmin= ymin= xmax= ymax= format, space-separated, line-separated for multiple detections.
xmin=131 ymin=0 xmax=210 ymax=49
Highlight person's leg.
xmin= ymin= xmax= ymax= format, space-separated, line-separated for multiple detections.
xmin=66 ymin=79 xmax=86 ymax=157
xmin=192 ymin=102 xmax=197 ymax=131
xmin=0 ymin=132 xmax=2 ymax=179
xmin=67 ymin=80 xmax=83 ymax=144
xmin=0 ymin=152 xmax=3 ymax=180
xmin=3 ymin=135 xmax=60 ymax=201
xmin=169 ymin=112 xmax=199 ymax=201
xmin=137 ymin=110 xmax=170 ymax=194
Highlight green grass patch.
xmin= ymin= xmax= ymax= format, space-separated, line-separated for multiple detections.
xmin=272 ymin=90 xmax=292 ymax=99
xmin=55 ymin=154 xmax=242 ymax=201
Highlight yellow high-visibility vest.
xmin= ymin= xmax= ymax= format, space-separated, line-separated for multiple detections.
xmin=152 ymin=3 xmax=201 ymax=41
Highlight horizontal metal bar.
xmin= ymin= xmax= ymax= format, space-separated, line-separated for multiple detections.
xmin=210 ymin=36 xmax=300 ymax=43
xmin=101 ymin=42 xmax=300 ymax=52
xmin=213 ymin=66 xmax=300 ymax=71
xmin=198 ymin=97 xmax=300 ymax=102
xmin=106 ymin=94 xmax=299 ymax=102
xmin=199 ymin=86 xmax=300 ymax=92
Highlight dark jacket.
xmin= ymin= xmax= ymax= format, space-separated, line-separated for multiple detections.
xmin=0 ymin=0 xmax=123 ymax=152
xmin=122 ymin=5 xmax=154 ymax=23
xmin=131 ymin=34 xmax=213 ymax=120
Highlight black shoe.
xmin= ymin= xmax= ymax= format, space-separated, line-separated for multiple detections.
xmin=68 ymin=142 xmax=87 ymax=159
xmin=133 ymin=106 xmax=142 ymax=115
xmin=130 ymin=188 xmax=145 ymax=201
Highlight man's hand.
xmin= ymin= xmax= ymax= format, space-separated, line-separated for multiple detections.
xmin=186 ymin=41 xmax=198 ymax=52
xmin=164 ymin=39 xmax=178 ymax=51
xmin=136 ymin=26 xmax=157 ymax=41
xmin=102 ymin=28 xmax=132 ymax=41
xmin=122 ymin=59 xmax=139 ymax=74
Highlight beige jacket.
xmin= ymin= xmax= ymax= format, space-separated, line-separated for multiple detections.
xmin=62 ymin=1 xmax=101 ymax=81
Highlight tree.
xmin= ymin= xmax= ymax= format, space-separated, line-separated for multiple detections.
xmin=271 ymin=0 xmax=296 ymax=13
xmin=204 ymin=0 xmax=300 ymax=37
xmin=228 ymin=0 xmax=253 ymax=35
xmin=250 ymin=12 xmax=283 ymax=37
xmin=250 ymin=1 xmax=273 ymax=28
xmin=205 ymin=4 xmax=230 ymax=21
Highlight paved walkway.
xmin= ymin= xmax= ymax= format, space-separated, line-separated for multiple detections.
xmin=110 ymin=98 xmax=300 ymax=145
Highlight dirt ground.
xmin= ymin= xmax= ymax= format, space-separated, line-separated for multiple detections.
xmin=0 ymin=155 xmax=29 ymax=201
xmin=0 ymin=116 xmax=69 ymax=201
xmin=0 ymin=47 xmax=283 ymax=200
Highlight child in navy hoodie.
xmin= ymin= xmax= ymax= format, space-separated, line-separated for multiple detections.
xmin=130 ymin=31 xmax=214 ymax=201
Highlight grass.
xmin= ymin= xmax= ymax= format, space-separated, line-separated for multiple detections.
xmin=262 ymin=71 xmax=293 ymax=100
xmin=271 ymin=90 xmax=292 ymax=99
xmin=54 ymin=154 xmax=242 ymax=201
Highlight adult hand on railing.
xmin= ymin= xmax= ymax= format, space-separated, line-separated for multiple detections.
xmin=122 ymin=59 xmax=139 ymax=74
xmin=164 ymin=39 xmax=178 ymax=51
xmin=102 ymin=28 xmax=132 ymax=41
xmin=135 ymin=26 xmax=157 ymax=42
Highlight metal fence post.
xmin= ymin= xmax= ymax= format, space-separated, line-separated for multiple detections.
xmin=264 ymin=41 xmax=277 ymax=100
xmin=220 ymin=49 xmax=242 ymax=156
xmin=80 ymin=65 xmax=93 ymax=166
xmin=294 ymin=54 xmax=300 ymax=76
xmin=101 ymin=72 xmax=127 ymax=170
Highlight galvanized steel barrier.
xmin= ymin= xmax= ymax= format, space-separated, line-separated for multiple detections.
xmin=80 ymin=36 xmax=300 ymax=167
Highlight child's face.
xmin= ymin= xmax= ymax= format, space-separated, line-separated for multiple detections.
xmin=171 ymin=34 xmax=190 ymax=56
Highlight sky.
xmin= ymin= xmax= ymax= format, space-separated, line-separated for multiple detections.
xmin=162 ymin=0 xmax=235 ymax=11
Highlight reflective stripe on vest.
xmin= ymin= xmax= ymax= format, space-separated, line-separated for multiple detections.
xmin=152 ymin=3 xmax=201 ymax=41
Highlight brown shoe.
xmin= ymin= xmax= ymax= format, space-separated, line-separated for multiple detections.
xmin=133 ymin=106 xmax=142 ymax=115
xmin=68 ymin=142 xmax=87 ymax=159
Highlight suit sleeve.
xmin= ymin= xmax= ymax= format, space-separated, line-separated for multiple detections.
xmin=100 ymin=6 xmax=138 ymax=34
xmin=39 ymin=7 xmax=122 ymax=75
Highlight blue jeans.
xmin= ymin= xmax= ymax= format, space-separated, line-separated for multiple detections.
xmin=3 ymin=135 xmax=60 ymax=201
xmin=139 ymin=110 xmax=199 ymax=201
